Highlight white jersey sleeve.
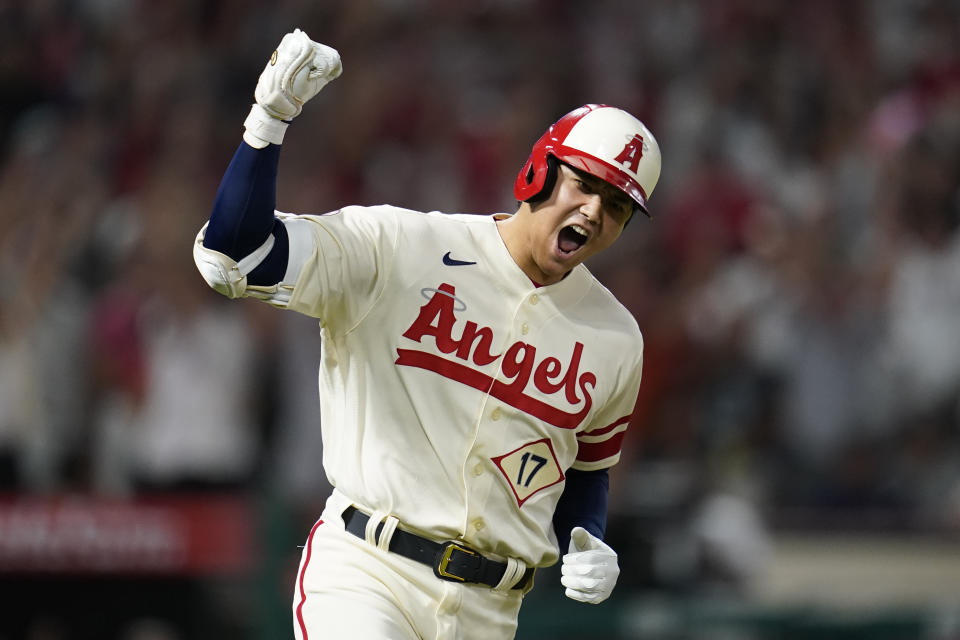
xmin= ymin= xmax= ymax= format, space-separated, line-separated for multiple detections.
xmin=572 ymin=341 xmax=643 ymax=471
xmin=264 ymin=206 xmax=402 ymax=330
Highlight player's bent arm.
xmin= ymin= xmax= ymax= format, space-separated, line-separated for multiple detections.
xmin=194 ymin=141 xmax=290 ymax=297
xmin=194 ymin=212 xmax=316 ymax=307
xmin=194 ymin=28 xmax=342 ymax=300
xmin=192 ymin=141 xmax=323 ymax=306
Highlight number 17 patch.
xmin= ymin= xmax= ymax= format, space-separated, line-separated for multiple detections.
xmin=492 ymin=439 xmax=565 ymax=507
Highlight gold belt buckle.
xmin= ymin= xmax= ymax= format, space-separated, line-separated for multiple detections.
xmin=434 ymin=541 xmax=476 ymax=582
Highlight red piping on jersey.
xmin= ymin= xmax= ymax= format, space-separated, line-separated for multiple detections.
xmin=296 ymin=519 xmax=324 ymax=640
xmin=576 ymin=414 xmax=631 ymax=463
xmin=576 ymin=431 xmax=626 ymax=462
xmin=583 ymin=414 xmax=631 ymax=438
xmin=576 ymin=433 xmax=627 ymax=463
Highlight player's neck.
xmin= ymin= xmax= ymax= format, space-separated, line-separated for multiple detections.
xmin=496 ymin=209 xmax=568 ymax=286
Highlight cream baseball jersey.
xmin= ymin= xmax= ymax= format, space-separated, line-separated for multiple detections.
xmin=219 ymin=204 xmax=643 ymax=567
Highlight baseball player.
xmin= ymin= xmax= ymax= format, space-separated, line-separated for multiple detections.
xmin=193 ymin=29 xmax=660 ymax=639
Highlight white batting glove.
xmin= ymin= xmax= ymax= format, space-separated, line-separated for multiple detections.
xmin=243 ymin=28 xmax=343 ymax=148
xmin=560 ymin=527 xmax=620 ymax=604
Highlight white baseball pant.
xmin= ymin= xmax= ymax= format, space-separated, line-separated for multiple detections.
xmin=292 ymin=492 xmax=525 ymax=640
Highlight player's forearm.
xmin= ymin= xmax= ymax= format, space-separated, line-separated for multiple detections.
xmin=195 ymin=30 xmax=341 ymax=297
xmin=553 ymin=468 xmax=609 ymax=552
xmin=557 ymin=469 xmax=622 ymax=604
xmin=202 ymin=141 xmax=289 ymax=286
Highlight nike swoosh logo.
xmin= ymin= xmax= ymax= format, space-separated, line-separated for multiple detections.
xmin=442 ymin=251 xmax=477 ymax=266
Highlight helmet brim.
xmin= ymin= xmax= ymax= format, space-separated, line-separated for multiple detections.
xmin=552 ymin=147 xmax=650 ymax=217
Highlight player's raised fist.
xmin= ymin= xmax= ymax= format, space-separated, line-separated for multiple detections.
xmin=254 ymin=28 xmax=342 ymax=120
xmin=243 ymin=29 xmax=342 ymax=148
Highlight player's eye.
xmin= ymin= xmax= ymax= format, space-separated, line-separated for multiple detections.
xmin=603 ymin=194 xmax=633 ymax=222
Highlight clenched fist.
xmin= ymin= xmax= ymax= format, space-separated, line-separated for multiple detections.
xmin=560 ymin=527 xmax=620 ymax=604
xmin=243 ymin=28 xmax=342 ymax=148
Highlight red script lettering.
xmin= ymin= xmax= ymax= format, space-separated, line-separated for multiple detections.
xmin=397 ymin=284 xmax=596 ymax=429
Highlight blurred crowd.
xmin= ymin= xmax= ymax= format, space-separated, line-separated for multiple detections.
xmin=1 ymin=0 xmax=960 ymax=615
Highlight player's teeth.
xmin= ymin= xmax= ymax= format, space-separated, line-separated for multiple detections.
xmin=571 ymin=225 xmax=587 ymax=237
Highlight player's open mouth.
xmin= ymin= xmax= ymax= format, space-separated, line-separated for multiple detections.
xmin=558 ymin=224 xmax=588 ymax=255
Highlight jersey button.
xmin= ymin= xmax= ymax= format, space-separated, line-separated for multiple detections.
xmin=529 ymin=294 xmax=540 ymax=305
xmin=521 ymin=322 xmax=529 ymax=335
xmin=472 ymin=518 xmax=485 ymax=531
xmin=472 ymin=463 xmax=484 ymax=476
xmin=491 ymin=407 xmax=502 ymax=421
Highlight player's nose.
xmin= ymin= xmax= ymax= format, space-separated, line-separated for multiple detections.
xmin=579 ymin=193 xmax=603 ymax=221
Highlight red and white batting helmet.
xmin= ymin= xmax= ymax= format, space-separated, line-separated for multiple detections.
xmin=514 ymin=104 xmax=662 ymax=217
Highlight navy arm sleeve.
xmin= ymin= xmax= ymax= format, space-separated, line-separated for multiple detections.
xmin=552 ymin=468 xmax=609 ymax=553
xmin=203 ymin=142 xmax=289 ymax=286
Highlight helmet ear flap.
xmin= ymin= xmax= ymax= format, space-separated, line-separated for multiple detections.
xmin=519 ymin=155 xmax=559 ymax=205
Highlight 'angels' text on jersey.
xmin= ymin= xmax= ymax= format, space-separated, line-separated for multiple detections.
xmin=396 ymin=282 xmax=596 ymax=430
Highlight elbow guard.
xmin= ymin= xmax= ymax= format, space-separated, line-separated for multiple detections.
xmin=193 ymin=222 xmax=275 ymax=298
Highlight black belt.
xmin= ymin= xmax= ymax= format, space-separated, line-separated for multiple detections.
xmin=342 ymin=506 xmax=535 ymax=590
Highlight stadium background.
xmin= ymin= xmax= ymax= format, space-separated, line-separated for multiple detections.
xmin=1 ymin=0 xmax=959 ymax=638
